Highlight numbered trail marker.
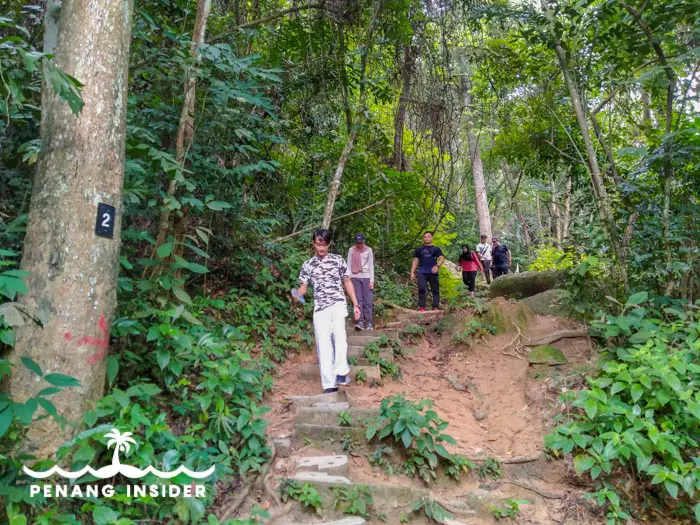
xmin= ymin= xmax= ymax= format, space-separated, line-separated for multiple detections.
xmin=95 ymin=203 xmax=116 ymax=238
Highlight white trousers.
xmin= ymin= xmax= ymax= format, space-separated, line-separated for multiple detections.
xmin=313 ymin=301 xmax=350 ymax=390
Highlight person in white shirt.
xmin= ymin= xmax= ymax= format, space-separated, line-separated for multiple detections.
xmin=347 ymin=233 xmax=375 ymax=330
xmin=476 ymin=234 xmax=492 ymax=284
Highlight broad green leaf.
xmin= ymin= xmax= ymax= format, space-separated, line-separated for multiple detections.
xmin=107 ymin=356 xmax=119 ymax=385
xmin=625 ymin=291 xmax=648 ymax=306
xmin=631 ymin=384 xmax=644 ymax=403
xmin=156 ymin=350 xmax=170 ymax=370
xmin=44 ymin=373 xmax=80 ymax=387
xmin=0 ymin=407 xmax=13 ymax=438
xmin=573 ymin=454 xmax=595 ymax=475
xmin=583 ymin=399 xmax=597 ymax=419
xmin=20 ymin=356 xmax=42 ymax=377
xmin=157 ymin=241 xmax=174 ymax=258
xmin=93 ymin=506 xmax=119 ymax=525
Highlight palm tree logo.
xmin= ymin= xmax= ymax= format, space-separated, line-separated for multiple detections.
xmin=105 ymin=429 xmax=136 ymax=467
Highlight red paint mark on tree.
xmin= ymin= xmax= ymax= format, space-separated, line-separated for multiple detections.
xmin=72 ymin=314 xmax=109 ymax=364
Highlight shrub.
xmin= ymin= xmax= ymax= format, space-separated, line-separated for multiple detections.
xmin=545 ymin=296 xmax=699 ymax=521
xmin=527 ymin=245 xmax=576 ymax=272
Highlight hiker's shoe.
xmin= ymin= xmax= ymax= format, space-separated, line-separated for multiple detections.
xmin=323 ymin=387 xmax=339 ymax=394
xmin=432 ymin=306 xmax=440 ymax=311
xmin=354 ymin=322 xmax=364 ymax=331
xmin=365 ymin=323 xmax=374 ymax=330
xmin=419 ymin=307 xmax=426 ymax=312
xmin=336 ymin=374 xmax=351 ymax=386
xmin=470 ymin=292 xmax=475 ymax=297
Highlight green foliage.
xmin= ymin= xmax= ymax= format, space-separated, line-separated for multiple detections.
xmin=342 ymin=433 xmax=360 ymax=454
xmin=363 ymin=342 xmax=401 ymax=379
xmin=332 ymin=485 xmax=373 ymax=517
xmin=355 ymin=369 xmax=367 ymax=384
xmin=337 ymin=410 xmax=352 ymax=426
xmin=451 ymin=319 xmax=497 ymax=347
xmin=411 ymin=498 xmax=453 ymax=523
xmin=490 ymin=499 xmax=529 ymax=520
xmin=527 ymin=245 xmax=576 ymax=272
xmin=545 ymin=301 xmax=699 ymax=516
xmin=366 ymin=394 xmax=473 ymax=484
xmin=399 ymin=324 xmax=425 ymax=344
xmin=477 ymin=457 xmax=503 ymax=480
xmin=368 ymin=444 xmax=394 ymax=474
xmin=279 ymin=480 xmax=323 ymax=513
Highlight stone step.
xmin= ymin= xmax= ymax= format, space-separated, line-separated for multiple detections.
xmin=346 ymin=333 xmax=397 ymax=347
xmin=287 ymin=391 xmax=348 ymax=408
xmin=294 ymin=423 xmax=367 ymax=450
xmin=298 ymin=364 xmax=381 ymax=383
xmin=297 ymin=406 xmax=377 ymax=427
xmin=311 ymin=402 xmax=350 ymax=410
xmin=347 ymin=346 xmax=393 ymax=361
xmin=296 ymin=455 xmax=350 ymax=476
xmin=396 ymin=311 xmax=442 ymax=321
xmin=282 ymin=518 xmax=365 ymax=525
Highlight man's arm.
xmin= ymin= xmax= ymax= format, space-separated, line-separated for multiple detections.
xmin=343 ymin=277 xmax=361 ymax=320
xmin=297 ymin=283 xmax=308 ymax=296
xmin=507 ymin=247 xmax=512 ymax=266
xmin=368 ymin=248 xmax=375 ymax=289
xmin=410 ymin=257 xmax=419 ymax=281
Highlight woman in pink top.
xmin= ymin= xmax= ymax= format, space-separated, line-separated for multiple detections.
xmin=458 ymin=244 xmax=484 ymax=296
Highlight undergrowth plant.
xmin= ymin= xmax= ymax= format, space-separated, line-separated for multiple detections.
xmin=332 ymin=485 xmax=373 ymax=517
xmin=366 ymin=394 xmax=474 ymax=484
xmin=451 ymin=319 xmax=496 ymax=347
xmin=411 ymin=498 xmax=453 ymax=523
xmin=545 ymin=295 xmax=700 ymax=523
xmin=363 ymin=342 xmax=401 ymax=379
xmin=279 ymin=479 xmax=323 ymax=514
xmin=399 ymin=324 xmax=425 ymax=344
xmin=490 ymin=498 xmax=529 ymax=520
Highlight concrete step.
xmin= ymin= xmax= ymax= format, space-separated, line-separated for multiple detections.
xmin=298 ymin=364 xmax=381 ymax=383
xmin=282 ymin=518 xmax=365 ymax=525
xmin=287 ymin=390 xmax=348 ymax=408
xmin=396 ymin=311 xmax=442 ymax=321
xmin=295 ymin=423 xmax=367 ymax=450
xmin=310 ymin=402 xmax=350 ymax=410
xmin=346 ymin=333 xmax=397 ymax=347
xmin=297 ymin=406 xmax=377 ymax=427
xmin=347 ymin=346 xmax=393 ymax=361
xmin=296 ymin=455 xmax=350 ymax=476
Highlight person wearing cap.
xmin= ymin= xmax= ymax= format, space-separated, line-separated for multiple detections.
xmin=347 ymin=233 xmax=375 ymax=330
xmin=476 ymin=234 xmax=492 ymax=284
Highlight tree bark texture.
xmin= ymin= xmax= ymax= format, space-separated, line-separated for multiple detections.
xmin=562 ymin=169 xmax=572 ymax=241
xmin=503 ymin=163 xmax=531 ymax=256
xmin=461 ymin=75 xmax=492 ymax=239
xmin=390 ymin=44 xmax=417 ymax=171
xmin=10 ymin=0 xmax=133 ymax=457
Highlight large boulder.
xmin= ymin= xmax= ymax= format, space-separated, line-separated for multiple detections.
xmin=521 ymin=288 xmax=573 ymax=317
xmin=488 ymin=270 xmax=566 ymax=299
xmin=484 ymin=297 xmax=534 ymax=334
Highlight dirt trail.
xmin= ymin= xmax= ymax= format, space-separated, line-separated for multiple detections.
xmin=262 ymin=302 xmax=605 ymax=524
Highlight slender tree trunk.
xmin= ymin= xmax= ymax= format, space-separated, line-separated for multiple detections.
xmin=337 ymin=26 xmax=352 ymax=135
xmin=542 ymin=1 xmax=625 ymax=282
xmin=461 ymin=75 xmax=492 ymax=239
xmin=151 ymin=0 xmax=212 ymax=262
xmin=548 ymin=173 xmax=561 ymax=244
xmin=390 ymin=44 xmax=416 ymax=171
xmin=10 ymin=0 xmax=133 ymax=457
xmin=322 ymin=0 xmax=383 ymax=229
xmin=536 ymin=192 xmax=544 ymax=235
xmin=562 ymin=168 xmax=572 ymax=241
xmin=503 ymin=163 xmax=531 ymax=256
xmin=641 ymin=88 xmax=652 ymax=126
xmin=589 ymin=106 xmax=620 ymax=182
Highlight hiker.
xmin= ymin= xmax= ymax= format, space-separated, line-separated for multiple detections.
xmin=347 ymin=233 xmax=375 ymax=331
xmin=292 ymin=229 xmax=361 ymax=394
xmin=491 ymin=237 xmax=511 ymax=278
xmin=410 ymin=232 xmax=445 ymax=312
xmin=458 ymin=244 xmax=484 ymax=296
xmin=476 ymin=234 xmax=492 ymax=284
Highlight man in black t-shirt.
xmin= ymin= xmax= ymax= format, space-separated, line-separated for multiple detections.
xmin=491 ymin=237 xmax=511 ymax=279
xmin=410 ymin=232 xmax=445 ymax=311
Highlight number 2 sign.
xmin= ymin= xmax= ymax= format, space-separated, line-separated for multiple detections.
xmin=95 ymin=203 xmax=116 ymax=238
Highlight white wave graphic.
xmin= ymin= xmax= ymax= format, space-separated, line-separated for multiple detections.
xmin=23 ymin=463 xmax=215 ymax=480
xmin=22 ymin=465 xmax=216 ymax=479
xmin=23 ymin=428 xmax=215 ymax=481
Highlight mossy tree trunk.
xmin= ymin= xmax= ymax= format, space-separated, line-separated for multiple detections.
xmin=9 ymin=0 xmax=133 ymax=457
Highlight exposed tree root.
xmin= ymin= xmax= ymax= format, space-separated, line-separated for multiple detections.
xmin=217 ymin=484 xmax=250 ymax=522
xmin=524 ymin=329 xmax=588 ymax=347
xmin=467 ymin=453 xmax=544 ymax=464
xmin=499 ymin=479 xmax=564 ymax=499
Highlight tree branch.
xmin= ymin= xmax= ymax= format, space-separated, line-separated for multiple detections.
xmin=208 ymin=2 xmax=326 ymax=43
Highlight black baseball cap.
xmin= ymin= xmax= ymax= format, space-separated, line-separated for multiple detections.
xmin=354 ymin=233 xmax=366 ymax=242
xmin=480 ymin=234 xmax=488 ymax=239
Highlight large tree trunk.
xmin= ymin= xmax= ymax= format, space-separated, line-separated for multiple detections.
xmin=503 ymin=163 xmax=531 ymax=256
xmin=461 ymin=75 xmax=492 ymax=239
xmin=548 ymin=173 xmax=561 ymax=244
xmin=542 ymin=1 xmax=625 ymax=283
xmin=151 ymin=0 xmax=212 ymax=263
xmin=10 ymin=0 xmax=133 ymax=457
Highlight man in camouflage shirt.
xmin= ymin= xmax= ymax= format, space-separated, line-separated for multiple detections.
xmin=292 ymin=229 xmax=361 ymax=393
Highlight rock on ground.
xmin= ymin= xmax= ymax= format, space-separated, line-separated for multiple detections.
xmin=521 ymin=288 xmax=573 ymax=317
xmin=489 ymin=270 xmax=566 ymax=299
